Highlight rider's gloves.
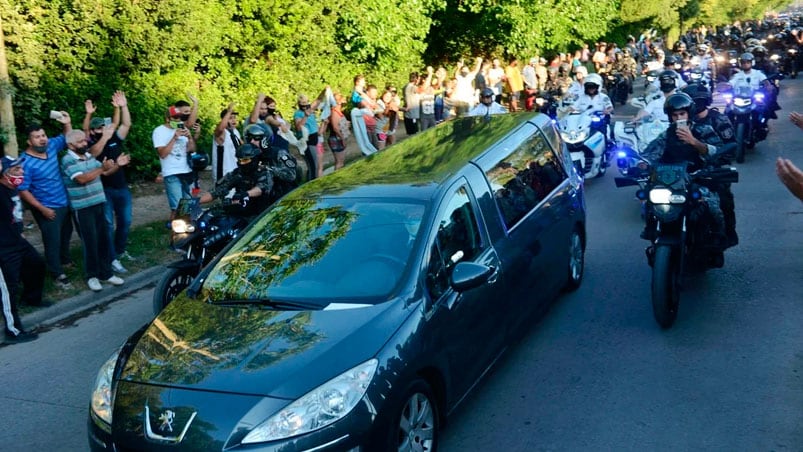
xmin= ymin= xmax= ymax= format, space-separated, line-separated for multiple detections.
xmin=233 ymin=191 xmax=250 ymax=208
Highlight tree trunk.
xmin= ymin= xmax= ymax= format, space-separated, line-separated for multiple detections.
xmin=0 ymin=13 xmax=18 ymax=158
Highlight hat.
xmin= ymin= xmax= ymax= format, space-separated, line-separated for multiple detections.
xmin=1 ymin=157 xmax=22 ymax=174
xmin=89 ymin=117 xmax=106 ymax=129
xmin=168 ymin=105 xmax=181 ymax=118
xmin=529 ymin=57 xmax=538 ymax=65
xmin=539 ymin=57 xmax=547 ymax=64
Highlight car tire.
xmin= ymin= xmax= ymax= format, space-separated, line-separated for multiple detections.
xmin=380 ymin=379 xmax=439 ymax=452
xmin=564 ymin=227 xmax=585 ymax=292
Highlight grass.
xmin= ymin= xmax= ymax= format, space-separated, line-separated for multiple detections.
xmin=18 ymin=220 xmax=177 ymax=315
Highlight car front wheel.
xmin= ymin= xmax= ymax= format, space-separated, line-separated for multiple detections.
xmin=383 ymin=379 xmax=439 ymax=452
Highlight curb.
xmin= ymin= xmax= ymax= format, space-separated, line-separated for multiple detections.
xmin=15 ymin=266 xmax=166 ymax=338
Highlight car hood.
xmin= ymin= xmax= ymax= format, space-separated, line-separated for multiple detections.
xmin=119 ymin=293 xmax=412 ymax=399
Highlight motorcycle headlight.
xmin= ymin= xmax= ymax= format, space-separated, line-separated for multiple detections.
xmin=730 ymin=58 xmax=737 ymax=65
xmin=734 ymin=97 xmax=752 ymax=107
xmin=90 ymin=348 xmax=121 ymax=430
xmin=536 ymin=98 xmax=545 ymax=106
xmin=770 ymin=54 xmax=781 ymax=62
xmin=649 ymin=188 xmax=685 ymax=204
xmin=690 ymin=73 xmax=702 ymax=80
xmin=789 ymin=48 xmax=798 ymax=55
xmin=241 ymin=359 xmax=378 ymax=444
xmin=171 ymin=219 xmax=196 ymax=234
xmin=753 ymin=92 xmax=765 ymax=103
xmin=561 ymin=130 xmax=588 ymax=144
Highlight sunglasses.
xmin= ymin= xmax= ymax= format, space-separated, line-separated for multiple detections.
xmin=299 ymin=104 xmax=311 ymax=109
xmin=481 ymin=95 xmax=493 ymax=98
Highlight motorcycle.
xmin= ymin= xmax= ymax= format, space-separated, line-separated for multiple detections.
xmin=613 ymin=117 xmax=669 ymax=177
xmin=615 ymin=159 xmax=739 ymax=328
xmin=152 ymin=197 xmax=251 ymax=314
xmin=720 ymin=80 xmax=774 ymax=163
xmin=558 ymin=108 xmax=609 ymax=179
xmin=534 ymin=89 xmax=561 ymax=120
xmin=606 ymin=71 xmax=630 ymax=106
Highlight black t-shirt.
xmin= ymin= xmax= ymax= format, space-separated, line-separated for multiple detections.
xmin=0 ymin=184 xmax=25 ymax=248
xmin=91 ymin=132 xmax=127 ymax=189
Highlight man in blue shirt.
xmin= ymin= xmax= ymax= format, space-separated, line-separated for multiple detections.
xmin=18 ymin=116 xmax=74 ymax=289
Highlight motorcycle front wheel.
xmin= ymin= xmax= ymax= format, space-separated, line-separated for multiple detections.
xmin=651 ymin=245 xmax=680 ymax=329
xmin=153 ymin=266 xmax=197 ymax=315
xmin=734 ymin=122 xmax=746 ymax=163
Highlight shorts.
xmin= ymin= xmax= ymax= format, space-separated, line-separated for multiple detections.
xmin=164 ymin=173 xmax=192 ymax=210
xmin=327 ymin=135 xmax=346 ymax=153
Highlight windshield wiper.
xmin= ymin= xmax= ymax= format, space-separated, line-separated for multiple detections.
xmin=213 ymin=298 xmax=322 ymax=311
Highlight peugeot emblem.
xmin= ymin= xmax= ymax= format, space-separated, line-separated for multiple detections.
xmin=158 ymin=410 xmax=175 ymax=432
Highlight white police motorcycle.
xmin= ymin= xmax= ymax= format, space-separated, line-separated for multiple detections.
xmin=558 ymin=106 xmax=608 ymax=179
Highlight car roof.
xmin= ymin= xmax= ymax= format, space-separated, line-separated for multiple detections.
xmin=286 ymin=112 xmax=550 ymax=202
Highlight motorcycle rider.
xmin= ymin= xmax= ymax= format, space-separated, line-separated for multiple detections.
xmin=566 ymin=65 xmax=587 ymax=100
xmin=729 ymin=52 xmax=780 ymax=119
xmin=634 ymin=71 xmax=678 ymax=122
xmin=197 ymin=143 xmax=274 ymax=216
xmin=640 ymin=93 xmax=731 ymax=249
xmin=242 ymin=123 xmax=299 ymax=202
xmin=467 ymin=87 xmax=508 ymax=117
xmin=571 ymin=73 xmax=614 ymax=143
xmin=682 ymin=82 xmax=739 ymax=246
xmin=653 ymin=55 xmax=687 ymax=90
xmin=613 ymin=48 xmax=638 ymax=94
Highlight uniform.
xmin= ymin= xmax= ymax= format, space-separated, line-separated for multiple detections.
xmin=210 ymin=166 xmax=274 ymax=217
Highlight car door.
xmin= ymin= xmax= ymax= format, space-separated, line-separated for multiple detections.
xmin=422 ymin=180 xmax=505 ymax=400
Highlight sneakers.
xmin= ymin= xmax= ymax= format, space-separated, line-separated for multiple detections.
xmin=55 ymin=274 xmax=73 ymax=290
xmin=87 ymin=277 xmax=103 ymax=291
xmin=111 ymin=259 xmax=128 ymax=274
xmin=104 ymin=275 xmax=125 ymax=286
xmin=118 ymin=251 xmax=137 ymax=261
xmin=4 ymin=330 xmax=38 ymax=344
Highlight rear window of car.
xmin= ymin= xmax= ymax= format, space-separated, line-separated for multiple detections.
xmin=200 ymin=198 xmax=426 ymax=304
xmin=484 ymin=132 xmax=567 ymax=229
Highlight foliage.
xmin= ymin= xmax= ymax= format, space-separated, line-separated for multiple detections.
xmin=0 ymin=0 xmax=796 ymax=179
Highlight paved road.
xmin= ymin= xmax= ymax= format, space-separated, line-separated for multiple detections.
xmin=0 ymin=77 xmax=801 ymax=451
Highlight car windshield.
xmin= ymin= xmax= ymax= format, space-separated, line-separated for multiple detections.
xmin=200 ymin=198 xmax=425 ymax=306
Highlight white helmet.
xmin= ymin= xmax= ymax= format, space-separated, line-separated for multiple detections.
xmin=584 ymin=73 xmax=603 ymax=88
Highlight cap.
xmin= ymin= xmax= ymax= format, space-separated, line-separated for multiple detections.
xmin=89 ymin=117 xmax=106 ymax=129
xmin=529 ymin=58 xmax=538 ymax=64
xmin=168 ymin=105 xmax=181 ymax=118
xmin=1 ymin=156 xmax=22 ymax=174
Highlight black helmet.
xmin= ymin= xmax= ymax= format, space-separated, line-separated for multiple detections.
xmin=739 ymin=52 xmax=755 ymax=64
xmin=658 ymin=70 xmax=677 ymax=93
xmin=244 ymin=123 xmax=272 ymax=150
xmin=480 ymin=87 xmax=494 ymax=98
xmin=682 ymin=83 xmax=712 ymax=104
xmin=235 ymin=143 xmax=261 ymax=160
xmin=663 ymin=92 xmax=695 ymax=118
xmin=664 ymin=55 xmax=678 ymax=66
xmin=189 ymin=152 xmax=209 ymax=171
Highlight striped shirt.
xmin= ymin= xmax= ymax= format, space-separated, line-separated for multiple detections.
xmin=61 ymin=150 xmax=106 ymax=210
xmin=18 ymin=135 xmax=69 ymax=208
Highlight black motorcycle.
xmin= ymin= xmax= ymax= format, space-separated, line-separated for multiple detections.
xmin=616 ymin=159 xmax=738 ymax=328
xmin=720 ymin=77 xmax=780 ymax=163
xmin=605 ymin=71 xmax=630 ymax=105
xmin=152 ymin=197 xmax=251 ymax=314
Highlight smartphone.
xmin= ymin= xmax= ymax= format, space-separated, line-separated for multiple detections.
xmin=103 ymin=117 xmax=112 ymax=127
xmin=49 ymin=110 xmax=63 ymax=121
xmin=676 ymin=119 xmax=687 ymax=128
xmin=177 ymin=122 xmax=186 ymax=129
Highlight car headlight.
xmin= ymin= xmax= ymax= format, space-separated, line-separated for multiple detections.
xmin=90 ymin=348 xmax=121 ymax=429
xmin=649 ymin=188 xmax=685 ymax=204
xmin=242 ymin=359 xmax=379 ymax=444
xmin=171 ymin=219 xmax=195 ymax=233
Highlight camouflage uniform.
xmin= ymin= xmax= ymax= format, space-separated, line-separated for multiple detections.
xmin=260 ymin=147 xmax=299 ymax=203
xmin=614 ymin=55 xmax=638 ymax=79
xmin=642 ymin=122 xmax=727 ymax=242
xmin=693 ymin=108 xmax=735 ymax=144
xmin=210 ymin=166 xmax=274 ymax=217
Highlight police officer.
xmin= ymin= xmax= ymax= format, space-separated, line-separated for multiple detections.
xmin=634 ymin=70 xmax=678 ymax=122
xmin=641 ymin=93 xmax=731 ymax=246
xmin=571 ymin=73 xmax=614 ymax=143
xmin=614 ymin=48 xmax=638 ymax=93
xmin=682 ymin=83 xmax=739 ymax=246
xmin=198 ymin=143 xmax=274 ymax=217
xmin=653 ymin=56 xmax=687 ymax=90
xmin=242 ymin=123 xmax=299 ymax=202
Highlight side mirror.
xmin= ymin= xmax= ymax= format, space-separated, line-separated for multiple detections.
xmin=450 ymin=262 xmax=495 ymax=292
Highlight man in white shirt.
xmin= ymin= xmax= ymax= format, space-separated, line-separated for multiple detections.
xmin=152 ymin=98 xmax=198 ymax=219
xmin=729 ymin=52 xmax=768 ymax=91
xmin=467 ymin=88 xmax=508 ymax=117
xmin=212 ymin=104 xmax=241 ymax=183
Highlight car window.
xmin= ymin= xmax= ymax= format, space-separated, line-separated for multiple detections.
xmin=484 ymin=132 xmax=568 ymax=229
xmin=200 ymin=198 xmax=426 ymax=304
xmin=425 ymin=186 xmax=482 ymax=301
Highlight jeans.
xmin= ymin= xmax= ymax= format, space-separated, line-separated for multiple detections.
xmin=104 ymin=187 xmax=132 ymax=258
xmin=31 ymin=206 xmax=73 ymax=278
xmin=304 ymin=145 xmax=318 ymax=181
xmin=164 ymin=173 xmax=192 ymax=211
xmin=73 ymin=203 xmax=113 ymax=280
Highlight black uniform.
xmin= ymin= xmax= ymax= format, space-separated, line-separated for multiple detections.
xmin=0 ymin=183 xmax=45 ymax=337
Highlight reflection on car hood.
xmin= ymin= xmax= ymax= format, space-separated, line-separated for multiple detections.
xmin=120 ymin=293 xmax=411 ymax=399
